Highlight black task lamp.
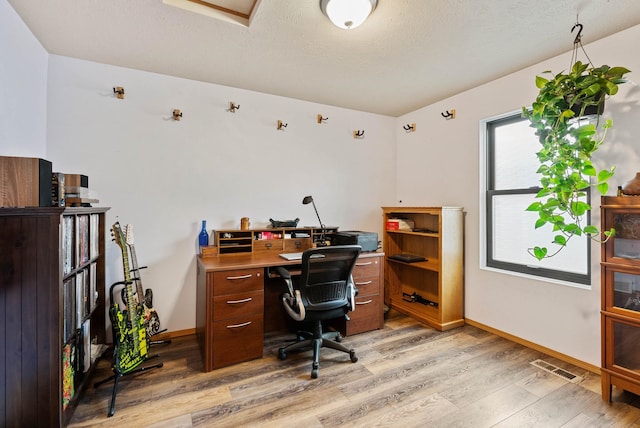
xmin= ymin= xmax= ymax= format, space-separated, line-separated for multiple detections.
xmin=302 ymin=195 xmax=328 ymax=246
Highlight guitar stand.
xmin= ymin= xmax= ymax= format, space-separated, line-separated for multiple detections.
xmin=94 ymin=354 xmax=163 ymax=417
xmin=96 ymin=280 xmax=165 ymax=417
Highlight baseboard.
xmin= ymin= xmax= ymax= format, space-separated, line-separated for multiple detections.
xmin=151 ymin=328 xmax=196 ymax=341
xmin=465 ymin=318 xmax=600 ymax=375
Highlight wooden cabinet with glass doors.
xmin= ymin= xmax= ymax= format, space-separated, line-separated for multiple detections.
xmin=601 ymin=196 xmax=640 ymax=401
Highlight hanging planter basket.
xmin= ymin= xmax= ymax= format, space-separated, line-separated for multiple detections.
xmin=521 ymin=21 xmax=631 ymax=260
xmin=567 ymin=91 xmax=606 ymax=119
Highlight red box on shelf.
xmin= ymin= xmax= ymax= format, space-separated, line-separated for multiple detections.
xmin=386 ymin=220 xmax=400 ymax=230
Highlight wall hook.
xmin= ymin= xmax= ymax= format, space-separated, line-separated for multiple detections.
xmin=277 ymin=120 xmax=288 ymax=130
xmin=228 ymin=102 xmax=240 ymax=113
xmin=403 ymin=123 xmax=416 ymax=132
xmin=441 ymin=109 xmax=456 ymax=120
xmin=317 ymin=114 xmax=328 ymax=124
xmin=173 ymin=109 xmax=183 ymax=121
xmin=113 ymin=86 xmax=125 ymax=99
xmin=353 ymin=130 xmax=365 ymax=139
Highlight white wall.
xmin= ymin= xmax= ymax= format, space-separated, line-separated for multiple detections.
xmin=45 ymin=55 xmax=396 ymax=334
xmin=0 ymin=0 xmax=47 ymax=157
xmin=397 ymin=24 xmax=640 ymax=366
xmin=5 ymin=0 xmax=640 ymax=366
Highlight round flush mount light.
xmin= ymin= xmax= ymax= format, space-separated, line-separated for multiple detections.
xmin=319 ymin=0 xmax=378 ymax=30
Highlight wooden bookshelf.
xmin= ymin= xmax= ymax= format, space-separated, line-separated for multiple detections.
xmin=0 ymin=206 xmax=109 ymax=427
xmin=382 ymin=206 xmax=464 ymax=331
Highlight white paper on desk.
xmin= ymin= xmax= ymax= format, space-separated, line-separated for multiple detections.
xmin=279 ymin=252 xmax=303 ymax=261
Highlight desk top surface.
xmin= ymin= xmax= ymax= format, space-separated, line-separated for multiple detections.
xmin=198 ymin=250 xmax=384 ymax=272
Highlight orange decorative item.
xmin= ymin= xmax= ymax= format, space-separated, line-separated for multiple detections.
xmin=241 ymin=217 xmax=250 ymax=230
xmin=622 ymin=172 xmax=640 ymax=195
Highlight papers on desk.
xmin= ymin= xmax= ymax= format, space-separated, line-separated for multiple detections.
xmin=279 ymin=252 xmax=303 ymax=261
xmin=279 ymin=252 xmax=326 ymax=261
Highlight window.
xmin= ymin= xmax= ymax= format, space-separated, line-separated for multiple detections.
xmin=482 ymin=112 xmax=590 ymax=286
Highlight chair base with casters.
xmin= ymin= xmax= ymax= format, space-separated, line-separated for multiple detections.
xmin=274 ymin=245 xmax=362 ymax=379
xmin=278 ymin=318 xmax=358 ymax=379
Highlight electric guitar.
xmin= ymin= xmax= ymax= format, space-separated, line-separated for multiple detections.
xmin=110 ymin=221 xmax=149 ymax=374
xmin=125 ymin=224 xmax=162 ymax=336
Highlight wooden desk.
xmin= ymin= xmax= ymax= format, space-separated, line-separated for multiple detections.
xmin=196 ymin=251 xmax=384 ymax=372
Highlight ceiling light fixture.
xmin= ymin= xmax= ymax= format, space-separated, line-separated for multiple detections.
xmin=320 ymin=0 xmax=377 ymax=30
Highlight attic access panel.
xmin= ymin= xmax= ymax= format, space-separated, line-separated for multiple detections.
xmin=163 ymin=0 xmax=260 ymax=27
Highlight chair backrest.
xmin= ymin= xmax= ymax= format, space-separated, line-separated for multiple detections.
xmin=297 ymin=245 xmax=361 ymax=313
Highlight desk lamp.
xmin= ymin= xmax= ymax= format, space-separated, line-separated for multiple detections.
xmin=303 ymin=195 xmax=328 ymax=246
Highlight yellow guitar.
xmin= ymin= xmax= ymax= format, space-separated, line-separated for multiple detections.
xmin=110 ymin=221 xmax=149 ymax=374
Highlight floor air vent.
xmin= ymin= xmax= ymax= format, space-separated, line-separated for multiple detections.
xmin=530 ymin=359 xmax=583 ymax=383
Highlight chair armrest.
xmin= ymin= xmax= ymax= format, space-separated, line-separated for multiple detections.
xmin=348 ymin=275 xmax=357 ymax=312
xmin=274 ymin=266 xmax=296 ymax=298
xmin=273 ymin=266 xmax=291 ymax=280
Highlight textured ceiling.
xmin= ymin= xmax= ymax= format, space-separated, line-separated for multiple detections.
xmin=7 ymin=0 xmax=640 ymax=116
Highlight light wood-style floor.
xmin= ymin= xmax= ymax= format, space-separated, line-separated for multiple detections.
xmin=69 ymin=311 xmax=640 ymax=427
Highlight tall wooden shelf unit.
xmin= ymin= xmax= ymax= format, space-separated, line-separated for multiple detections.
xmin=0 ymin=207 xmax=109 ymax=427
xmin=600 ymin=196 xmax=640 ymax=401
xmin=382 ymin=206 xmax=464 ymax=331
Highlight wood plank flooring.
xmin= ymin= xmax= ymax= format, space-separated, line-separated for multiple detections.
xmin=69 ymin=312 xmax=640 ymax=427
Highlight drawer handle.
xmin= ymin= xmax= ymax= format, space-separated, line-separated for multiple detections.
xmin=355 ymin=280 xmax=372 ymax=285
xmin=227 ymin=321 xmax=252 ymax=329
xmin=265 ymin=243 xmax=272 ymax=249
xmin=226 ymin=297 xmax=252 ymax=304
xmin=226 ymin=274 xmax=253 ymax=280
xmin=356 ymin=261 xmax=373 ymax=266
xmin=356 ymin=299 xmax=373 ymax=305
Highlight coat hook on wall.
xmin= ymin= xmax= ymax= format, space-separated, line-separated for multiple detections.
xmin=173 ymin=109 xmax=183 ymax=121
xmin=277 ymin=120 xmax=288 ymax=130
xmin=113 ymin=86 xmax=125 ymax=99
xmin=441 ymin=109 xmax=456 ymax=120
xmin=353 ymin=130 xmax=365 ymax=139
xmin=228 ymin=102 xmax=240 ymax=113
xmin=317 ymin=114 xmax=328 ymax=124
xmin=403 ymin=123 xmax=416 ymax=132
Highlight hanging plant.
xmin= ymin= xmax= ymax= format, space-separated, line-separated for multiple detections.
xmin=522 ymin=59 xmax=630 ymax=260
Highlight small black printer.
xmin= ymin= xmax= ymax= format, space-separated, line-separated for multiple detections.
xmin=333 ymin=231 xmax=379 ymax=252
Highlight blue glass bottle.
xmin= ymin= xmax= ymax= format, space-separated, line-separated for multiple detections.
xmin=199 ymin=220 xmax=209 ymax=250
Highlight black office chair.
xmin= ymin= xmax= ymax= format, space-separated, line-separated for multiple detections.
xmin=275 ymin=245 xmax=361 ymax=378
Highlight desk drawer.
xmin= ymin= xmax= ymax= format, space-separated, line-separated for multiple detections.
xmin=284 ymin=238 xmax=311 ymax=252
xmin=353 ymin=257 xmax=381 ymax=278
xmin=213 ymin=268 xmax=263 ymax=296
xmin=253 ymin=240 xmax=283 ymax=253
xmin=211 ymin=313 xmax=264 ymax=369
xmin=213 ymin=290 xmax=263 ymax=321
xmin=348 ymin=294 xmax=383 ymax=335
xmin=353 ymin=277 xmax=379 ymax=297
